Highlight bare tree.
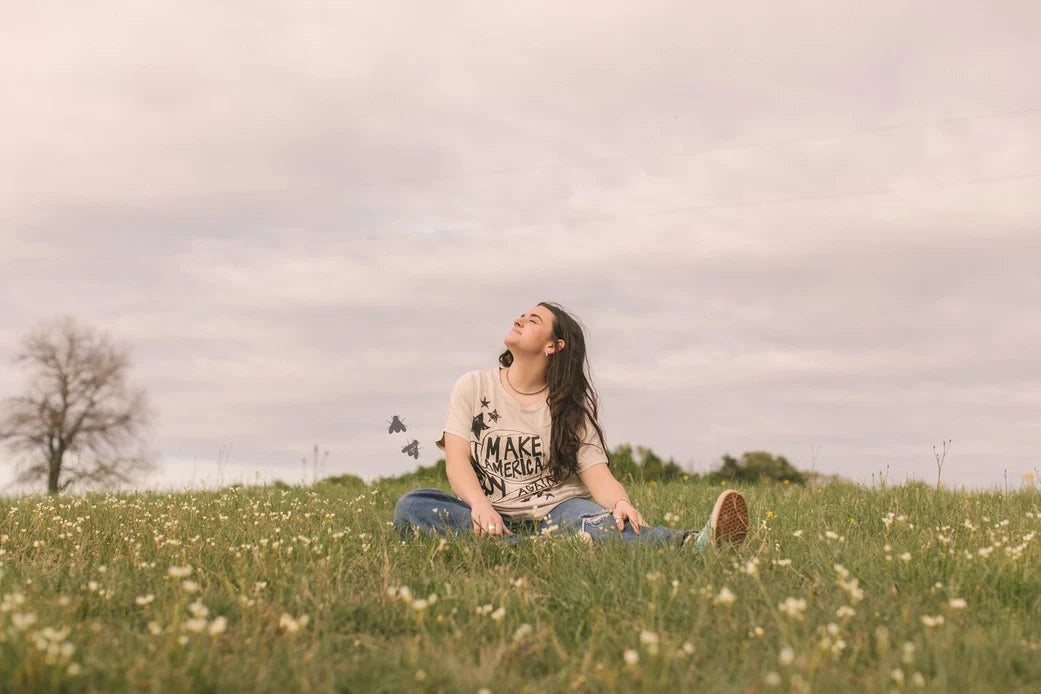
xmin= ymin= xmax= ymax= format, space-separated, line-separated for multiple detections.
xmin=0 ymin=315 xmax=156 ymax=494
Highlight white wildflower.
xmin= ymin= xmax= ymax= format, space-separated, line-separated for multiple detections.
xmin=639 ymin=630 xmax=659 ymax=645
xmin=512 ymin=623 xmax=533 ymax=642
xmin=187 ymin=600 xmax=209 ymax=618
xmin=183 ymin=618 xmax=208 ymax=633
xmin=778 ymin=597 xmax=808 ymax=621
xmin=279 ymin=613 xmax=310 ymax=633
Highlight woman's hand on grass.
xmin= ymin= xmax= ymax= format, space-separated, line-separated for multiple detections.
xmin=471 ymin=501 xmax=514 ymax=537
xmin=613 ymin=500 xmax=646 ymax=534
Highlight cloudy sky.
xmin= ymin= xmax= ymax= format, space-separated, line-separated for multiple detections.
xmin=2 ymin=2 xmax=1039 ymax=496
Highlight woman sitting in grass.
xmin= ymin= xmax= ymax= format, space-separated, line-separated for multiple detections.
xmin=393 ymin=301 xmax=749 ymax=550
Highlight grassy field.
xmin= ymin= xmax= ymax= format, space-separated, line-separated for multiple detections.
xmin=1 ymin=475 xmax=1040 ymax=693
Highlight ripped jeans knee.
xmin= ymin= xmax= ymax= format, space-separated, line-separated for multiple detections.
xmin=580 ymin=509 xmax=617 ymax=534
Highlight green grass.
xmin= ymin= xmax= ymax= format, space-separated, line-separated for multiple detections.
xmin=1 ymin=477 xmax=1040 ymax=693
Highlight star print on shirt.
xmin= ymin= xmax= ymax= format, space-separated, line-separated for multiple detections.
xmin=470 ymin=413 xmax=490 ymax=439
xmin=488 ymin=409 xmax=501 ymax=423
xmin=480 ymin=397 xmax=490 ymax=408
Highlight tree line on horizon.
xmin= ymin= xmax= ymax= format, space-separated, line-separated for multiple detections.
xmin=347 ymin=444 xmax=825 ymax=490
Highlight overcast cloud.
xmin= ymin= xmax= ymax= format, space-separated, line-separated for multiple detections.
xmin=2 ymin=1 xmax=1040 ymax=495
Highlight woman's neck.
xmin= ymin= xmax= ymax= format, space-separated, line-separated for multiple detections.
xmin=504 ymin=358 xmax=548 ymax=393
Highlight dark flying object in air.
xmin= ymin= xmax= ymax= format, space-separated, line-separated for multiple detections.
xmin=402 ymin=439 xmax=421 ymax=459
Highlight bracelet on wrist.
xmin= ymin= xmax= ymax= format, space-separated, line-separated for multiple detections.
xmin=613 ymin=497 xmax=631 ymax=509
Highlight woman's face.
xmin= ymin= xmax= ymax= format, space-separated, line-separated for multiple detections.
xmin=504 ymin=305 xmax=557 ymax=355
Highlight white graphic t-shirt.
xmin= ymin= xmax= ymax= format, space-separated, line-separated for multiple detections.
xmin=434 ymin=367 xmax=610 ymax=521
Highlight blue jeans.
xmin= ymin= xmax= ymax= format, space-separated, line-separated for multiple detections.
xmin=393 ymin=487 xmax=696 ymax=548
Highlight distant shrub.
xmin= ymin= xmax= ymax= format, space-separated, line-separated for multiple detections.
xmin=317 ymin=473 xmax=368 ymax=489
xmin=607 ymin=443 xmax=691 ymax=484
xmin=380 ymin=459 xmax=448 ymax=486
xmin=707 ymin=451 xmax=808 ymax=485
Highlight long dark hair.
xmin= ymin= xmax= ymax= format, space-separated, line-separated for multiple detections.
xmin=497 ymin=301 xmax=610 ymax=481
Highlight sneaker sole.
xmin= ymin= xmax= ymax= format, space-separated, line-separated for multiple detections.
xmin=711 ymin=490 xmax=749 ymax=547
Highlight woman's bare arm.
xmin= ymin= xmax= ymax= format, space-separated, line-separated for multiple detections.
xmin=578 ymin=463 xmax=630 ymax=510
